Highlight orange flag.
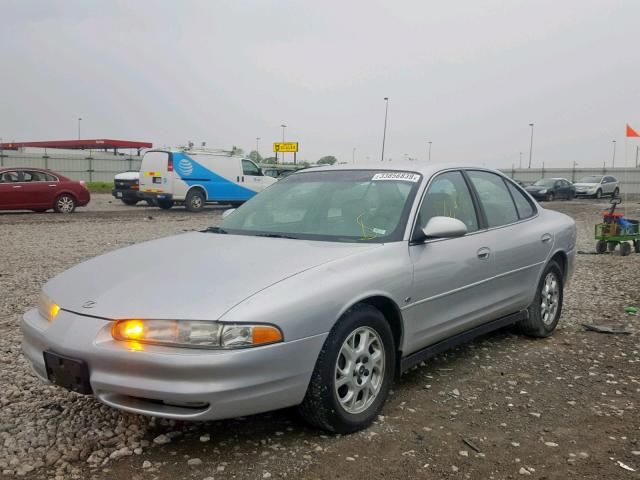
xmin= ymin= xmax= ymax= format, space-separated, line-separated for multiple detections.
xmin=627 ymin=123 xmax=640 ymax=137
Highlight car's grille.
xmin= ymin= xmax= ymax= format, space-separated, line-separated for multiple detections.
xmin=114 ymin=179 xmax=138 ymax=190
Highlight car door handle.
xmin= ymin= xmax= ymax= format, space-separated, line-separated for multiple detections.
xmin=541 ymin=233 xmax=552 ymax=243
xmin=477 ymin=247 xmax=491 ymax=260
xmin=12 ymin=185 xmax=22 ymax=188
xmin=48 ymin=184 xmax=57 ymax=187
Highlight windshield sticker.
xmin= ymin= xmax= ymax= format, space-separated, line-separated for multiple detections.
xmin=372 ymin=172 xmax=421 ymax=182
xmin=372 ymin=227 xmax=386 ymax=235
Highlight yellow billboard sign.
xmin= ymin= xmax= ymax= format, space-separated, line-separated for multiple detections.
xmin=273 ymin=142 xmax=298 ymax=153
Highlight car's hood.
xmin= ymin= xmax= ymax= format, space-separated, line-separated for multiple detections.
xmin=44 ymin=232 xmax=380 ymax=320
xmin=526 ymin=186 xmax=547 ymax=191
xmin=573 ymin=183 xmax=597 ymax=188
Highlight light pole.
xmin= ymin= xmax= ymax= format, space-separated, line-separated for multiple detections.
xmin=381 ymin=97 xmax=389 ymax=161
xmin=352 ymin=147 xmax=356 ymax=164
xmin=280 ymin=125 xmax=286 ymax=163
xmin=611 ymin=139 xmax=616 ymax=168
xmin=256 ymin=137 xmax=260 ymax=160
xmin=528 ymin=123 xmax=534 ymax=169
xmin=519 ymin=151 xmax=523 ymax=169
xmin=78 ymin=117 xmax=82 ymax=140
xmin=572 ymin=160 xmax=578 ymax=182
xmin=636 ymin=145 xmax=639 ymax=168
xmin=427 ymin=141 xmax=432 ymax=162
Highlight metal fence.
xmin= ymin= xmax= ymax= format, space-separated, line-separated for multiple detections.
xmin=2 ymin=151 xmax=640 ymax=193
xmin=501 ymin=167 xmax=640 ymax=194
xmin=0 ymin=151 xmax=142 ymax=182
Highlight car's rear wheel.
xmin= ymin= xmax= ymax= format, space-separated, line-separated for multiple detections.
xmin=519 ymin=260 xmax=563 ymax=337
xmin=298 ymin=304 xmax=395 ymax=433
xmin=157 ymin=199 xmax=173 ymax=210
xmin=54 ymin=194 xmax=76 ymax=214
xmin=185 ymin=189 xmax=205 ymax=212
xmin=546 ymin=192 xmax=554 ymax=202
xmin=595 ymin=240 xmax=607 ymax=254
xmin=567 ymin=191 xmax=574 ymax=200
xmin=122 ymin=198 xmax=139 ymax=206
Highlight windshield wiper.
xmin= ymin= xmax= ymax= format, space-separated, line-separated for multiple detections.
xmin=201 ymin=226 xmax=228 ymax=234
xmin=254 ymin=233 xmax=299 ymax=239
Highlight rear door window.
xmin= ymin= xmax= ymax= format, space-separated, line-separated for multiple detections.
xmin=467 ymin=171 xmax=519 ymax=228
xmin=22 ymin=171 xmax=47 ymax=182
xmin=506 ymin=182 xmax=535 ymax=219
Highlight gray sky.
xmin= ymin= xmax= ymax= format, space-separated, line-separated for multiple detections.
xmin=1 ymin=0 xmax=639 ymax=168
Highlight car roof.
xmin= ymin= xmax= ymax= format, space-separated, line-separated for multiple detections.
xmin=298 ymin=162 xmax=505 ymax=178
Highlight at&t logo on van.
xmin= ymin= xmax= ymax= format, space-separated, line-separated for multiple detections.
xmin=178 ymin=158 xmax=193 ymax=176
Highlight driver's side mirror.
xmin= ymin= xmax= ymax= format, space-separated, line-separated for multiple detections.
xmin=414 ymin=216 xmax=468 ymax=242
xmin=222 ymin=208 xmax=236 ymax=219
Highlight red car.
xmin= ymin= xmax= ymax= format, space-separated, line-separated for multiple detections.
xmin=0 ymin=168 xmax=90 ymax=213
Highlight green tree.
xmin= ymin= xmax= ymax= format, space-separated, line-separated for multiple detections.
xmin=248 ymin=150 xmax=263 ymax=163
xmin=261 ymin=156 xmax=277 ymax=164
xmin=317 ymin=155 xmax=338 ymax=165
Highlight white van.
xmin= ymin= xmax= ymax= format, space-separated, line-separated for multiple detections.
xmin=139 ymin=149 xmax=277 ymax=211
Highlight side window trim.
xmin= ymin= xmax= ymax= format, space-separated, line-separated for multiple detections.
xmin=460 ymin=170 xmax=488 ymax=230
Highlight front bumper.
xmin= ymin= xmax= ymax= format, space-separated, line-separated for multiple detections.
xmin=21 ymin=308 xmax=326 ymax=420
xmin=112 ymin=189 xmax=142 ymax=201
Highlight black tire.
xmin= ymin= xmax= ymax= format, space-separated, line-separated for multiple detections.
xmin=185 ymin=189 xmax=206 ymax=212
xmin=298 ymin=304 xmax=395 ymax=434
xmin=546 ymin=192 xmax=554 ymax=202
xmin=122 ymin=198 xmax=139 ymax=206
xmin=145 ymin=198 xmax=157 ymax=207
xmin=612 ymin=187 xmax=619 ymax=198
xmin=567 ymin=191 xmax=574 ymax=200
xmin=594 ymin=189 xmax=602 ymax=199
xmin=519 ymin=260 xmax=563 ymax=338
xmin=634 ymin=240 xmax=640 ymax=254
xmin=607 ymin=241 xmax=617 ymax=252
xmin=620 ymin=242 xmax=631 ymax=257
xmin=595 ymin=240 xmax=607 ymax=254
xmin=157 ymin=199 xmax=173 ymax=210
xmin=53 ymin=194 xmax=77 ymax=214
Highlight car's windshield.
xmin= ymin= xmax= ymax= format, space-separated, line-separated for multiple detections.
xmin=578 ymin=176 xmax=602 ymax=183
xmin=218 ymin=169 xmax=422 ymax=243
xmin=533 ymin=179 xmax=557 ymax=187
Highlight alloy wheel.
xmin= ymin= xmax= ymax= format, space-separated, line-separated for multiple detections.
xmin=540 ymin=272 xmax=559 ymax=326
xmin=334 ymin=326 xmax=385 ymax=414
xmin=57 ymin=196 xmax=75 ymax=213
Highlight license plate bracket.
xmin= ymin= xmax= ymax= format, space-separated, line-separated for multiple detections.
xmin=43 ymin=351 xmax=92 ymax=394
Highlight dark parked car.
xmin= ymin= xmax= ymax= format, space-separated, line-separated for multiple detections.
xmin=0 ymin=168 xmax=90 ymax=213
xmin=525 ymin=178 xmax=575 ymax=201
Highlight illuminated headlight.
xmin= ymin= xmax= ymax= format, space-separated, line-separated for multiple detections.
xmin=111 ymin=320 xmax=283 ymax=349
xmin=538 ymin=189 xmax=547 ymax=194
xmin=38 ymin=292 xmax=60 ymax=323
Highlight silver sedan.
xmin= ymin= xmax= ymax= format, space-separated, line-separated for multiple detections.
xmin=22 ymin=164 xmax=576 ymax=433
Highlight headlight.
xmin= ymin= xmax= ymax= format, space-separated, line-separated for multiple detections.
xmin=111 ymin=319 xmax=283 ymax=349
xmin=538 ymin=189 xmax=547 ymax=194
xmin=38 ymin=292 xmax=60 ymax=323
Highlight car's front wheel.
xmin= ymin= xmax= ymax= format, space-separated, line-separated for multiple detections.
xmin=299 ymin=304 xmax=395 ymax=433
xmin=595 ymin=189 xmax=602 ymax=199
xmin=519 ymin=260 xmax=563 ymax=337
xmin=546 ymin=192 xmax=554 ymax=202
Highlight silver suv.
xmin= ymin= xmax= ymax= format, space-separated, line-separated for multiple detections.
xmin=574 ymin=175 xmax=619 ymax=198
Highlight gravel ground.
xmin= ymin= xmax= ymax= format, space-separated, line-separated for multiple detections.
xmin=1 ymin=194 xmax=639 ymax=479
